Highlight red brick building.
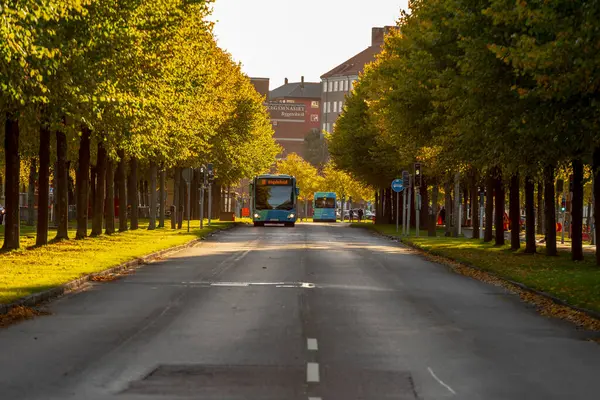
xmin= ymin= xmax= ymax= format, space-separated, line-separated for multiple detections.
xmin=267 ymin=77 xmax=321 ymax=159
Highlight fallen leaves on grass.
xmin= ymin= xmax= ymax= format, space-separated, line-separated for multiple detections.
xmin=91 ymin=274 xmax=120 ymax=282
xmin=0 ymin=306 xmax=50 ymax=328
xmin=417 ymin=249 xmax=600 ymax=331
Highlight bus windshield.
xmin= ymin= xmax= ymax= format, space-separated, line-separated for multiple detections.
xmin=255 ymin=185 xmax=294 ymax=210
xmin=315 ymin=197 xmax=336 ymax=209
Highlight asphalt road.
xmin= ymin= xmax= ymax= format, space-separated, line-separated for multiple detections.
xmin=1 ymin=223 xmax=600 ymax=400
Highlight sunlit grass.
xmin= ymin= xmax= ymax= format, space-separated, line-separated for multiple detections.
xmin=0 ymin=220 xmax=233 ymax=304
xmin=357 ymin=224 xmax=600 ymax=313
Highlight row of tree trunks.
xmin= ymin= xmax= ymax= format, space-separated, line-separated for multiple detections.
xmin=444 ymin=179 xmax=452 ymax=237
xmin=594 ymin=148 xmax=600 ymax=265
xmin=36 ymin=123 xmax=51 ymax=247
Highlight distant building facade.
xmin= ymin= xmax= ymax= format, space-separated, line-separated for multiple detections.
xmin=267 ymin=77 xmax=321 ymax=159
xmin=250 ymin=77 xmax=270 ymax=100
xmin=320 ymin=26 xmax=395 ymax=134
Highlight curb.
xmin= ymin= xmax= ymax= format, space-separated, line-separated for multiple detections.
xmin=0 ymin=223 xmax=238 ymax=315
xmin=361 ymin=226 xmax=600 ymax=324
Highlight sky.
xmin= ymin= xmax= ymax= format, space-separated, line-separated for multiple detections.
xmin=209 ymin=0 xmax=409 ymax=91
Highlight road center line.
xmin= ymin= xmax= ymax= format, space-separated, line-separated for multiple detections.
xmin=307 ymin=362 xmax=320 ymax=382
xmin=307 ymin=338 xmax=318 ymax=351
xmin=428 ymin=367 xmax=456 ymax=395
xmin=308 ymin=397 xmax=322 ymax=400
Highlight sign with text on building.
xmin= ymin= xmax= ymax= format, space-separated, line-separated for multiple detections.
xmin=267 ymin=102 xmax=306 ymax=123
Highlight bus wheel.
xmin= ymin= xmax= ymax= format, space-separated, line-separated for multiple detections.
xmin=254 ymin=222 xmax=264 ymax=227
xmin=285 ymin=222 xmax=295 ymax=228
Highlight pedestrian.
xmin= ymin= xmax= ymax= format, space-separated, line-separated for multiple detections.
xmin=358 ymin=208 xmax=364 ymax=222
xmin=349 ymin=209 xmax=355 ymax=222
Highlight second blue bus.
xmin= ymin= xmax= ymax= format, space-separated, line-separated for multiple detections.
xmin=313 ymin=192 xmax=337 ymax=222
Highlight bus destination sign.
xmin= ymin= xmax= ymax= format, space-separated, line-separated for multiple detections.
xmin=258 ymin=178 xmax=291 ymax=186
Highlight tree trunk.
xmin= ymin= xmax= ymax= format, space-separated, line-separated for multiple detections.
xmin=537 ymin=181 xmax=544 ymax=235
xmin=494 ymin=169 xmax=505 ymax=246
xmin=55 ymin=131 xmax=69 ymax=241
xmin=453 ymin=172 xmax=461 ymax=237
xmin=572 ymin=159 xmax=584 ymax=261
xmin=129 ymin=157 xmax=139 ymax=230
xmin=27 ymin=159 xmax=36 ymax=226
xmin=149 ymin=162 xmax=157 ymax=230
xmin=462 ymin=187 xmax=468 ymax=226
xmin=385 ymin=188 xmax=392 ymax=224
xmin=178 ymin=172 xmax=185 ymax=228
xmin=471 ymin=171 xmax=480 ymax=239
xmin=211 ymin=181 xmax=221 ymax=220
xmin=525 ymin=176 xmax=536 ymax=254
xmin=191 ymin=171 xmax=198 ymax=220
xmin=159 ymin=168 xmax=166 ymax=228
xmin=172 ymin=168 xmax=180 ymax=229
xmin=429 ymin=183 xmax=439 ymax=237
xmin=594 ymin=148 xmax=600 ymax=265
xmin=2 ymin=114 xmax=20 ymax=250
xmin=76 ymin=128 xmax=91 ymax=239
xmin=484 ymin=172 xmax=494 ymax=242
xmin=420 ymin=175 xmax=429 ymax=232
xmin=509 ymin=173 xmax=520 ymax=250
xmin=36 ymin=123 xmax=51 ymax=246
xmin=105 ymin=160 xmax=115 ymax=235
xmin=90 ymin=165 xmax=97 ymax=215
xmin=117 ymin=150 xmax=128 ymax=232
xmin=91 ymin=142 xmax=106 ymax=236
xmin=143 ymin=179 xmax=149 ymax=209
xmin=544 ymin=165 xmax=557 ymax=256
xmin=444 ymin=179 xmax=452 ymax=237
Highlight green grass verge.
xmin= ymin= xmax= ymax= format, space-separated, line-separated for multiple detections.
xmin=355 ymin=224 xmax=600 ymax=314
xmin=0 ymin=220 xmax=234 ymax=304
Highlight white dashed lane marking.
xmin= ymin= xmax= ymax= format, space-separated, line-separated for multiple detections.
xmin=307 ymin=362 xmax=320 ymax=382
xmin=307 ymin=338 xmax=318 ymax=351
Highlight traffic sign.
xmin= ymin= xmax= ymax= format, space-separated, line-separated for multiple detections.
xmin=391 ymin=179 xmax=404 ymax=193
xmin=181 ymin=168 xmax=192 ymax=184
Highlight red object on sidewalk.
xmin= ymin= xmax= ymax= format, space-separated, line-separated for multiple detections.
xmin=556 ymin=223 xmax=562 ymax=232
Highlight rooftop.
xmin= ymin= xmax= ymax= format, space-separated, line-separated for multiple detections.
xmin=269 ymin=77 xmax=321 ymax=100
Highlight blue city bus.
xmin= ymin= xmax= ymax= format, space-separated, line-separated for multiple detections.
xmin=250 ymin=174 xmax=299 ymax=227
xmin=313 ymin=192 xmax=337 ymax=222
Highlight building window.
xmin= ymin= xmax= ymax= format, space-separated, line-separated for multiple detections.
xmin=344 ymin=80 xmax=349 ymax=91
xmin=311 ymin=114 xmax=319 ymax=122
xmin=339 ymin=101 xmax=343 ymax=111
xmin=322 ymin=123 xmax=327 ymax=132
xmin=333 ymin=81 xmax=338 ymax=92
xmin=328 ymin=102 xmax=331 ymax=113
xmin=323 ymin=81 xmax=327 ymax=93
xmin=311 ymin=101 xmax=319 ymax=109
xmin=333 ymin=101 xmax=337 ymax=112
xmin=328 ymin=81 xmax=333 ymax=92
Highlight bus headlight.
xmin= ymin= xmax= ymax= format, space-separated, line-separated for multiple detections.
xmin=288 ymin=213 xmax=295 ymax=219
xmin=254 ymin=214 xmax=260 ymax=219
